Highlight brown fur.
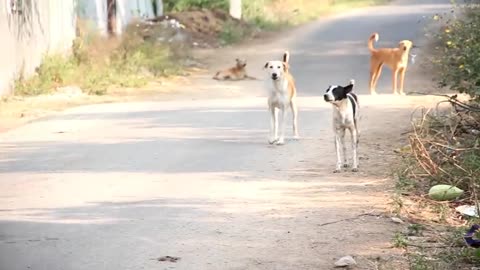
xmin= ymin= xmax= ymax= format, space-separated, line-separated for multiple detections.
xmin=264 ymin=51 xmax=299 ymax=144
xmin=285 ymin=68 xmax=297 ymax=99
xmin=213 ymin=59 xmax=257 ymax=81
xmin=283 ymin=56 xmax=296 ymax=100
xmin=368 ymin=32 xmax=413 ymax=95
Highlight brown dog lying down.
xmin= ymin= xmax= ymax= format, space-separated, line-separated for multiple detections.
xmin=213 ymin=58 xmax=257 ymax=80
xmin=368 ymin=32 xmax=413 ymax=95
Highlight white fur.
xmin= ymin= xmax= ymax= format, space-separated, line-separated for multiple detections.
xmin=264 ymin=60 xmax=298 ymax=145
xmin=325 ymin=82 xmax=359 ymax=172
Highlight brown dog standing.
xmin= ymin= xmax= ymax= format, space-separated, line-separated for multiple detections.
xmin=368 ymin=33 xmax=413 ymax=95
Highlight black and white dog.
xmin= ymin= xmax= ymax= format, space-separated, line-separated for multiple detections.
xmin=323 ymin=79 xmax=359 ymax=173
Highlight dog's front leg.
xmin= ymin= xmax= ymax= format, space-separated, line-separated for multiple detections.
xmin=351 ymin=128 xmax=359 ymax=172
xmin=334 ymin=129 xmax=344 ymax=173
xmin=276 ymin=108 xmax=286 ymax=145
xmin=269 ymin=106 xmax=278 ymax=144
xmin=392 ymin=69 xmax=399 ymax=95
xmin=399 ymin=67 xmax=406 ymax=95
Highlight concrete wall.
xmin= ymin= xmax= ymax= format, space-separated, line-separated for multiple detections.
xmin=78 ymin=0 xmax=156 ymax=36
xmin=0 ymin=0 xmax=159 ymax=95
xmin=116 ymin=0 xmax=155 ymax=35
xmin=0 ymin=0 xmax=77 ymax=95
xmin=77 ymin=0 xmax=108 ymax=35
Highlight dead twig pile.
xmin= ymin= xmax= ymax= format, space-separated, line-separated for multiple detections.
xmin=407 ymin=95 xmax=480 ymax=202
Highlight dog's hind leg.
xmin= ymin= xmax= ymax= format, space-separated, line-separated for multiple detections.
xmin=290 ymin=99 xmax=299 ymax=139
xmin=334 ymin=128 xmax=345 ymax=173
xmin=350 ymin=127 xmax=359 ymax=172
xmin=372 ymin=63 xmax=383 ymax=93
xmin=369 ymin=61 xmax=381 ymax=94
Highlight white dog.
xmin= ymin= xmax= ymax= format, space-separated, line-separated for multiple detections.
xmin=264 ymin=51 xmax=299 ymax=145
xmin=323 ymin=79 xmax=359 ymax=172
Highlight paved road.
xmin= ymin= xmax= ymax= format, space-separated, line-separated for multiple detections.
xmin=0 ymin=0 xmax=451 ymax=269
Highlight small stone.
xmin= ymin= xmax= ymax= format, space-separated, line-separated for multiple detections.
xmin=391 ymin=217 xmax=404 ymax=224
xmin=334 ymin=256 xmax=356 ymax=267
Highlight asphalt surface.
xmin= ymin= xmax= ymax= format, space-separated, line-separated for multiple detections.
xmin=0 ymin=0 xmax=452 ymax=269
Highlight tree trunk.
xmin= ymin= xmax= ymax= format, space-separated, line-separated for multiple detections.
xmin=107 ymin=0 xmax=117 ymax=37
xmin=229 ymin=0 xmax=241 ymax=19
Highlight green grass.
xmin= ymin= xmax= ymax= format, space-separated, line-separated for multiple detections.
xmin=393 ymin=232 xmax=408 ymax=248
xmin=409 ymin=254 xmax=433 ymax=270
xmin=14 ymin=23 xmax=181 ymax=96
xmin=219 ymin=20 xmax=254 ymax=45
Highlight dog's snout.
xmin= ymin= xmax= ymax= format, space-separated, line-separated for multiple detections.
xmin=324 ymin=94 xmax=332 ymax=102
xmin=272 ymin=73 xmax=278 ymax=80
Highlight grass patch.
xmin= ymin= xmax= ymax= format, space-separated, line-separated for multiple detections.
xmin=14 ymin=20 xmax=182 ymax=96
xmin=219 ymin=20 xmax=254 ymax=44
xmin=393 ymin=232 xmax=408 ymax=248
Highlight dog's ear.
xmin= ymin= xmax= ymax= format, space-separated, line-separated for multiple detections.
xmin=343 ymin=84 xmax=354 ymax=94
xmin=282 ymin=62 xmax=289 ymax=72
xmin=264 ymin=62 xmax=269 ymax=69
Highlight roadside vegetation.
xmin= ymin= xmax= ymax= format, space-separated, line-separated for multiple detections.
xmin=12 ymin=0 xmax=389 ymax=97
xmin=14 ymin=21 xmax=182 ymax=96
xmin=393 ymin=2 xmax=480 ymax=269
xmin=164 ymin=0 xmax=389 ymax=43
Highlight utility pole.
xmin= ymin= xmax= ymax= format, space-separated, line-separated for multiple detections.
xmin=229 ymin=0 xmax=241 ymax=19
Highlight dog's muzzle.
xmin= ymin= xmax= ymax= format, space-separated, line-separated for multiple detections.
xmin=324 ymin=94 xmax=333 ymax=102
xmin=271 ymin=73 xmax=278 ymax=80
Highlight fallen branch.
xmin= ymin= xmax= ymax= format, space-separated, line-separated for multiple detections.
xmin=317 ymin=212 xmax=382 ymax=227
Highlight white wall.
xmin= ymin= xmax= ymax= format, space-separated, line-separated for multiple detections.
xmin=0 ymin=0 xmax=77 ymax=95
xmin=116 ymin=0 xmax=155 ymax=35
xmin=78 ymin=0 xmax=156 ymax=36
xmin=77 ymin=0 xmax=108 ymax=35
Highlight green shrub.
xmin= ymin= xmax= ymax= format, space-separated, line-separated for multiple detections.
xmin=14 ymin=21 xmax=181 ymax=96
xmin=219 ymin=20 xmax=252 ymax=44
xmin=163 ymin=0 xmax=228 ymax=12
xmin=433 ymin=3 xmax=480 ymax=99
xmin=14 ymin=54 xmax=76 ymax=95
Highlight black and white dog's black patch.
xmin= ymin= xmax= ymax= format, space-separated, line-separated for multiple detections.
xmin=323 ymin=79 xmax=360 ymax=173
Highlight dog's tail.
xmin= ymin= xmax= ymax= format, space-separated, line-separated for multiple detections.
xmin=368 ymin=33 xmax=379 ymax=52
xmin=349 ymin=79 xmax=355 ymax=86
xmin=283 ymin=51 xmax=290 ymax=63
